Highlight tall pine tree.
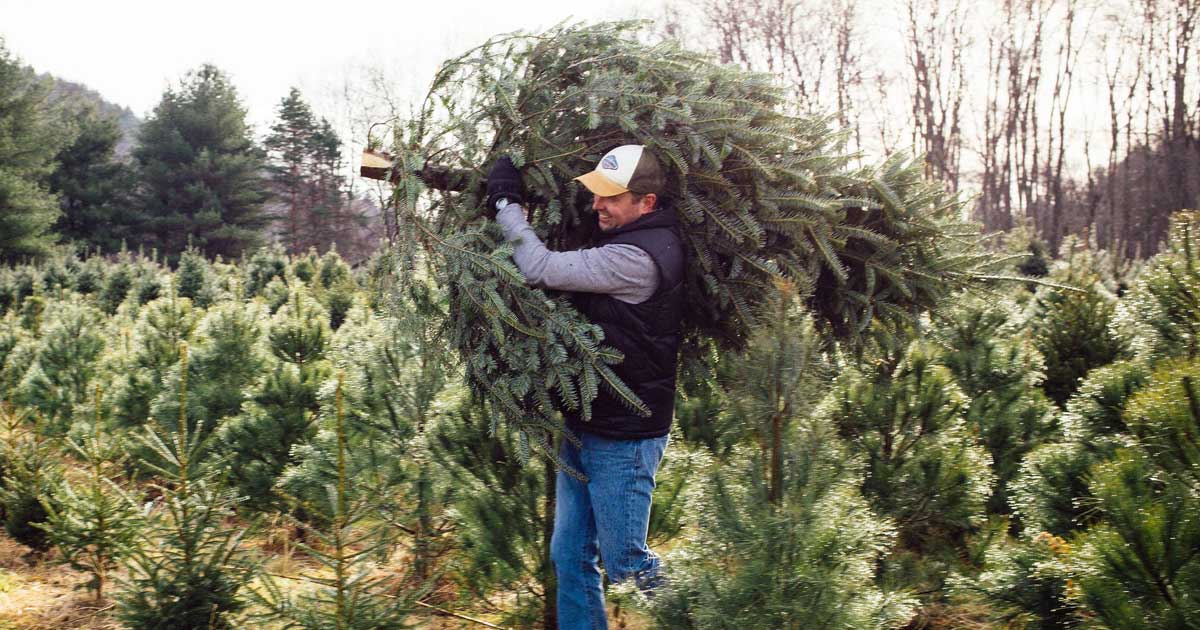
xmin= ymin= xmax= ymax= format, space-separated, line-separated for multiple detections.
xmin=0 ymin=40 xmax=61 ymax=259
xmin=265 ymin=88 xmax=353 ymax=254
xmin=134 ymin=64 xmax=269 ymax=260
xmin=47 ymin=102 xmax=136 ymax=253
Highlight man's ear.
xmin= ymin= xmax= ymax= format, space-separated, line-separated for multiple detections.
xmin=639 ymin=192 xmax=658 ymax=215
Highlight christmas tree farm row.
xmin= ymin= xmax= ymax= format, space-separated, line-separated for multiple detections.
xmin=0 ymin=212 xmax=1198 ymax=628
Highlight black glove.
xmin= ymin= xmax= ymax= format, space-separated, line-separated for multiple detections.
xmin=486 ymin=155 xmax=524 ymax=212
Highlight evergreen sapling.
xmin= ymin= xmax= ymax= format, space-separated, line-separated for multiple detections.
xmin=252 ymin=372 xmax=427 ymax=629
xmin=116 ymin=342 xmax=256 ymax=630
xmin=38 ymin=385 xmax=142 ymax=603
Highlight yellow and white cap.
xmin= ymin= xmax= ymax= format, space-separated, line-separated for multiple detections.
xmin=573 ymin=144 xmax=665 ymax=197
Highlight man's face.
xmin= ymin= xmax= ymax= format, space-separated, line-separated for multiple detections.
xmin=593 ymin=191 xmax=657 ymax=231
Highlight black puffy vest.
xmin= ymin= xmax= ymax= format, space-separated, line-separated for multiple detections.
xmin=567 ymin=207 xmax=685 ymax=440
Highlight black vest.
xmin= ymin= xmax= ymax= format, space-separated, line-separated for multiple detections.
xmin=567 ymin=207 xmax=685 ymax=439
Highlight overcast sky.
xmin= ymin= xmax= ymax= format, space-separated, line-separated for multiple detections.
xmin=0 ymin=0 xmax=661 ymax=131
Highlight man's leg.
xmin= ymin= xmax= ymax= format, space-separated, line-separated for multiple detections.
xmin=551 ymin=438 xmax=608 ymax=630
xmin=582 ymin=433 xmax=669 ymax=592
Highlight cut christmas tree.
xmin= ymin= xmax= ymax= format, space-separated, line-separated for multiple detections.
xmin=364 ymin=21 xmax=1006 ymax=462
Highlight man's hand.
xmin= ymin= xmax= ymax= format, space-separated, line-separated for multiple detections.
xmin=486 ymin=155 xmax=524 ymax=214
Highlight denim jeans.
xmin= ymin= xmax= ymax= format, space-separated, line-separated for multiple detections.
xmin=551 ymin=431 xmax=669 ymax=630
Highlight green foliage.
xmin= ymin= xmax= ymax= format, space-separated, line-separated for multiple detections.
xmin=951 ymin=528 xmax=1078 ymax=630
xmin=1118 ymin=210 xmax=1200 ymax=361
xmin=1072 ymin=450 xmax=1200 ymax=629
xmin=1010 ymin=442 xmax=1098 ymax=537
xmin=133 ymin=64 xmax=270 ymax=261
xmin=1065 ymin=359 xmax=1152 ymax=446
xmin=1032 ymin=250 xmax=1129 ymax=406
xmin=38 ymin=387 xmax=142 ymax=602
xmin=825 ymin=339 xmax=992 ymax=550
xmin=117 ymin=344 xmax=256 ymax=630
xmin=1122 ymin=358 xmax=1200 ymax=491
xmin=0 ymin=315 xmax=36 ymax=401
xmin=219 ymin=288 xmax=329 ymax=508
xmin=638 ymin=424 xmax=914 ymax=629
xmin=252 ymin=374 xmax=425 ymax=629
xmin=18 ymin=297 xmax=107 ymax=434
xmin=933 ymin=295 xmax=1059 ymax=516
xmin=387 ymin=20 xmax=1001 ymax=456
xmin=1064 ymin=357 xmax=1200 ymax=629
xmin=0 ymin=404 xmax=62 ymax=551
xmin=0 ymin=42 xmax=61 ymax=260
xmin=429 ymin=402 xmax=553 ymax=627
xmin=47 ymin=103 xmax=136 ymax=253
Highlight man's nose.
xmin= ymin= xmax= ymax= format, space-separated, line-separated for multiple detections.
xmin=592 ymin=195 xmax=603 ymax=210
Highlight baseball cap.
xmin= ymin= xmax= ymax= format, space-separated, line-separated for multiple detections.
xmin=574 ymin=145 xmax=664 ymax=197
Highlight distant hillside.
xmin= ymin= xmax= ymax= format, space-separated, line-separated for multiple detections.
xmin=38 ymin=72 xmax=141 ymax=157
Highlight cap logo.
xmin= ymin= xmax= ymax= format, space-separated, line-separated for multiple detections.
xmin=601 ymin=155 xmax=619 ymax=170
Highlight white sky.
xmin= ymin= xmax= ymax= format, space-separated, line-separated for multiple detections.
xmin=0 ymin=0 xmax=661 ymax=131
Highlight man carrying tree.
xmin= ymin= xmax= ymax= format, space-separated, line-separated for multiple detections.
xmin=486 ymin=144 xmax=683 ymax=629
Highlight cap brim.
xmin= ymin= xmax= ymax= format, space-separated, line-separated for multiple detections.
xmin=574 ymin=171 xmax=629 ymax=197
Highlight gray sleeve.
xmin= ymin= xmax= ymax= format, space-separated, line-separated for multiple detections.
xmin=496 ymin=203 xmax=659 ymax=304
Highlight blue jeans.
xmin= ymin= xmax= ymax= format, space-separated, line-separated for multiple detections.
xmin=551 ymin=432 xmax=669 ymax=630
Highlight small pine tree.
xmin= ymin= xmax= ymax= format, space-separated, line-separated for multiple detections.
xmin=932 ymin=295 xmax=1058 ymax=517
xmin=637 ymin=289 xmax=914 ymax=628
xmin=0 ymin=404 xmax=63 ymax=551
xmin=74 ymin=255 xmax=107 ymax=295
xmin=110 ymin=291 xmax=200 ymax=429
xmin=317 ymin=291 xmax=453 ymax=579
xmin=428 ymin=402 xmax=555 ymax=628
xmin=1031 ymin=248 xmax=1129 ymax=406
xmin=18 ymin=297 xmax=107 ymax=434
xmin=0 ymin=315 xmax=36 ymax=402
xmin=97 ymin=258 xmax=134 ymax=314
xmin=117 ymin=343 xmax=256 ymax=630
xmin=151 ymin=299 xmax=267 ymax=473
xmin=218 ymin=287 xmax=329 ymax=508
xmin=244 ymin=245 xmax=290 ymax=297
xmin=176 ymin=248 xmax=217 ymax=308
xmin=38 ymin=386 xmax=142 ymax=603
xmin=1117 ymin=210 xmax=1200 ymax=361
xmin=251 ymin=372 xmax=425 ymax=629
xmin=826 ymin=337 xmax=993 ymax=550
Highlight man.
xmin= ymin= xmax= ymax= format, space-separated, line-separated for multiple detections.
xmin=486 ymin=144 xmax=685 ymax=629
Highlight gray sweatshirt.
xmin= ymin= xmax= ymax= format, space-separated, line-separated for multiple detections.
xmin=496 ymin=203 xmax=659 ymax=304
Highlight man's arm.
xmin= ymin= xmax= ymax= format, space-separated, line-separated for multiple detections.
xmin=496 ymin=203 xmax=658 ymax=304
